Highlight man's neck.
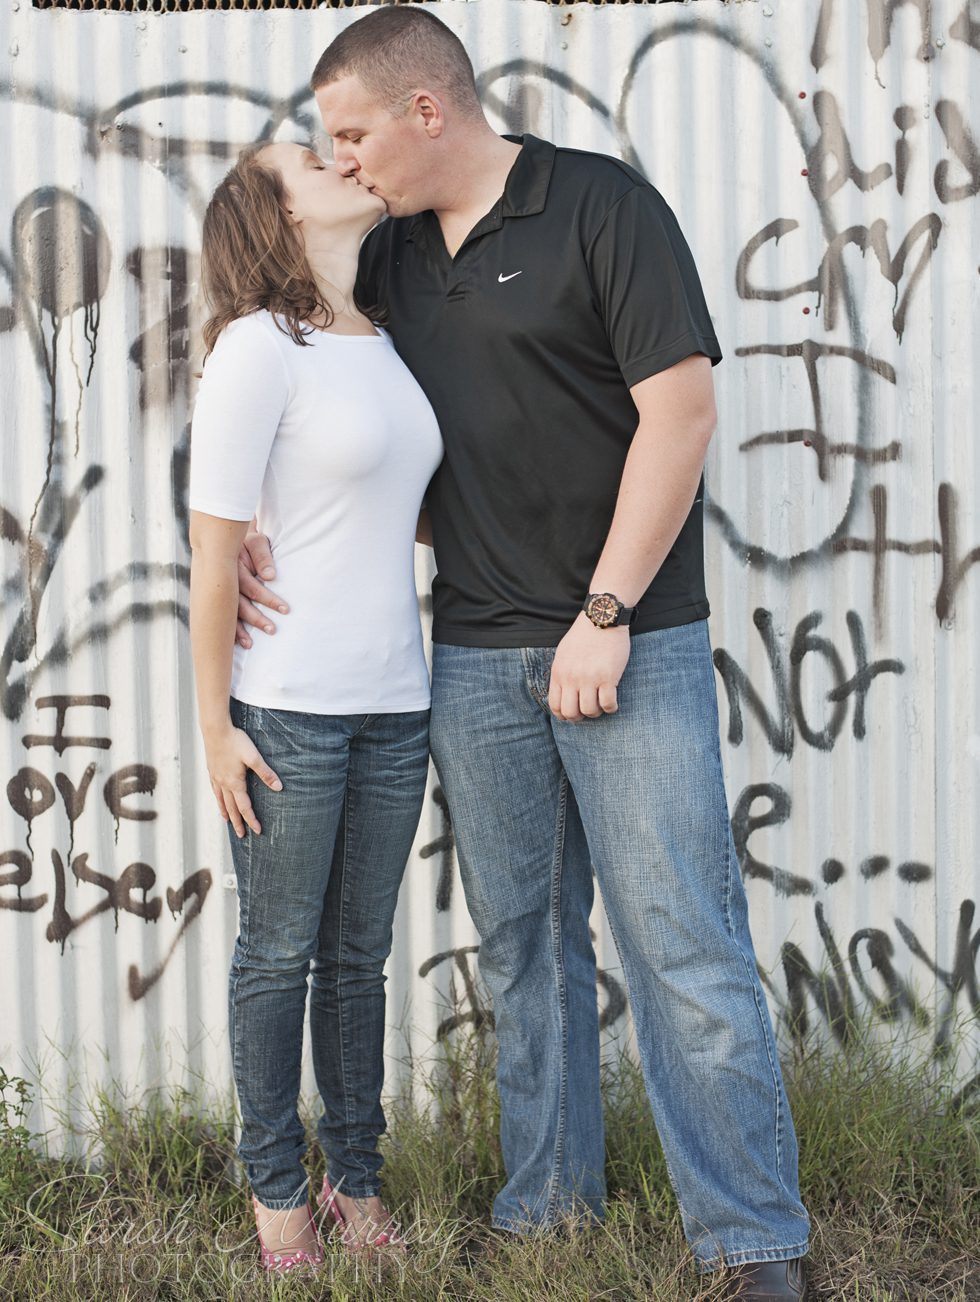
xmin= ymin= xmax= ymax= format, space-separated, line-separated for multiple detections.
xmin=433 ymin=130 xmax=523 ymax=257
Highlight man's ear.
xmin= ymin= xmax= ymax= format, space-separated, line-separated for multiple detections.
xmin=412 ymin=92 xmax=446 ymax=139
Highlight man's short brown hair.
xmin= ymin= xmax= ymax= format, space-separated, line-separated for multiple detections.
xmin=310 ymin=7 xmax=481 ymax=118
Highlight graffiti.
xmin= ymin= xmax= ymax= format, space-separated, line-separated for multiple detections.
xmin=713 ymin=609 xmax=904 ymax=757
xmin=418 ymin=946 xmax=493 ymax=1040
xmin=0 ymin=201 xmax=192 ymax=718
xmin=0 ymin=366 xmax=187 ymax=726
xmin=731 ymin=780 xmax=936 ymax=900
xmin=732 ymin=783 xmax=812 ymax=898
xmin=1 ymin=697 xmax=212 ymax=998
xmin=732 ymin=340 xmax=898 ymax=484
xmin=419 ymin=785 xmax=455 ymax=913
xmin=803 ymin=87 xmax=979 ymax=207
xmin=0 ymin=0 xmax=975 ymax=1116
xmin=738 ymin=208 xmax=941 ymax=341
xmin=835 ymin=483 xmax=980 ymax=632
xmin=419 ymin=936 xmax=629 ymax=1042
xmin=21 ymin=693 xmax=112 ymax=755
xmin=3 ymin=188 xmax=109 ymax=478
xmin=765 ymin=897 xmax=979 ymax=1064
xmin=951 ymin=0 xmax=980 ymax=53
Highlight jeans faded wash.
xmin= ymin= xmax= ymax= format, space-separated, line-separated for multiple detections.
xmin=428 ymin=620 xmax=809 ymax=1266
xmin=226 ymin=697 xmax=430 ymax=1210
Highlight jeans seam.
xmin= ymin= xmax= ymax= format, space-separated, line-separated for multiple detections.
xmin=717 ymin=752 xmax=791 ymax=1201
xmin=597 ymin=900 xmax=691 ymax=1219
xmin=230 ymin=709 xmax=253 ymax=1191
xmin=335 ymin=785 xmax=368 ymax=1191
xmin=705 ymin=621 xmax=803 ymax=1226
xmin=230 ymin=700 xmax=309 ymax=1209
xmin=340 ymin=766 xmax=381 ymax=1196
xmin=544 ymin=769 xmax=570 ymax=1223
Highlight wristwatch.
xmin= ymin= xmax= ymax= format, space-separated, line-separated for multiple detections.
xmin=582 ymin=592 xmax=636 ymax=628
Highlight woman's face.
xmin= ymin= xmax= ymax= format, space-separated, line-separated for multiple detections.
xmin=259 ymin=141 xmax=386 ymax=237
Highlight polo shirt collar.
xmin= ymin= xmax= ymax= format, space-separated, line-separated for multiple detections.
xmin=405 ymin=133 xmax=556 ymax=243
xmin=500 ymin=133 xmax=556 ymax=217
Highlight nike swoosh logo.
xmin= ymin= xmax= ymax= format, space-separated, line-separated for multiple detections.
xmin=498 ymin=271 xmax=523 ymax=283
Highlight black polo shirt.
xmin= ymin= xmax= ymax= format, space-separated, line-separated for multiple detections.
xmin=355 ymin=133 xmax=723 ymax=648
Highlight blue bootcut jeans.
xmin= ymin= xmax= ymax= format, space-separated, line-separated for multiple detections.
xmin=428 ymin=620 xmax=810 ymax=1267
xmin=226 ymin=697 xmax=430 ymax=1210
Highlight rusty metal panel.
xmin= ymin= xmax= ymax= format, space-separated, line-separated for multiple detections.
xmin=1 ymin=0 xmax=977 ymax=1148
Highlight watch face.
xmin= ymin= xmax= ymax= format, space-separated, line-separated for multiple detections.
xmin=588 ymin=594 xmax=620 ymax=627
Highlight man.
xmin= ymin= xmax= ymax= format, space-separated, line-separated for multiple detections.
xmin=235 ymin=9 xmax=809 ymax=1298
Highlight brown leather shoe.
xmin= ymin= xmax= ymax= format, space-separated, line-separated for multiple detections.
xmin=720 ymin=1256 xmax=808 ymax=1300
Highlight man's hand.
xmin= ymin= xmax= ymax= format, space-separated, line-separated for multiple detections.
xmin=236 ymin=529 xmax=288 ymax=648
xmin=548 ymin=613 xmax=631 ymax=722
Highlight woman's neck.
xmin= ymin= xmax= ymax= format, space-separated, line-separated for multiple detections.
xmin=303 ymin=233 xmax=364 ymax=319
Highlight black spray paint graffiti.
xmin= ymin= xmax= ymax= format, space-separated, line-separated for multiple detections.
xmin=731 ymin=781 xmax=934 ymax=900
xmin=0 ymin=6 xmax=975 ymax=1042
xmin=0 ymin=188 xmax=188 ymax=724
xmin=764 ymin=895 xmax=979 ymax=1071
xmin=0 ymin=697 xmax=213 ymax=999
xmin=0 ymin=6 xmax=973 ymax=737
xmin=811 ymin=0 xmax=980 ymax=78
xmin=7 ymin=188 xmax=109 ymax=467
xmin=712 ymin=608 xmax=904 ymax=757
xmin=419 ymin=785 xmax=455 ymax=914
xmin=419 ymin=940 xmax=628 ymax=1043
xmin=835 ymin=482 xmax=980 ymax=634
xmin=416 ymin=787 xmax=629 ymax=1038
xmin=731 ymin=779 xmax=977 ymax=1098
xmin=737 ymin=204 xmax=942 ymax=342
xmin=0 ymin=75 xmax=312 ymax=724
xmin=731 ymin=339 xmax=898 ymax=485
xmin=804 ymin=88 xmax=979 ymax=206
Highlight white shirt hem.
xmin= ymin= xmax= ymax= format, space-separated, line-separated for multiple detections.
xmin=230 ymin=689 xmax=431 ymax=716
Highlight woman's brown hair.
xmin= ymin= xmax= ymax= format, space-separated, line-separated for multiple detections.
xmin=200 ymin=144 xmax=333 ymax=358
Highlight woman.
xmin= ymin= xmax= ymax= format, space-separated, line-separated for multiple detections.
xmin=188 ymin=141 xmax=442 ymax=1272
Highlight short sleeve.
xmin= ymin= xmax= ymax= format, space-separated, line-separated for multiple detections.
xmin=188 ymin=315 xmax=291 ymax=521
xmin=587 ymin=184 xmax=722 ymax=389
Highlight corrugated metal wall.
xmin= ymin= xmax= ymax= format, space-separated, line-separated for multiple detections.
xmin=1 ymin=0 xmax=977 ymax=1148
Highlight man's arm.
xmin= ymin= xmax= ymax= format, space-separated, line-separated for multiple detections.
xmin=235 ymin=503 xmax=432 ymax=648
xmin=547 ymin=353 xmax=716 ymax=723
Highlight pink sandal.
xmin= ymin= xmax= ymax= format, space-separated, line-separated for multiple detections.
xmin=317 ymin=1174 xmax=404 ymax=1250
xmin=252 ymin=1195 xmax=324 ymax=1274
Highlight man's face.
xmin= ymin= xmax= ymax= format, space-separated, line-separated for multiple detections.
xmin=315 ymin=75 xmax=430 ymax=218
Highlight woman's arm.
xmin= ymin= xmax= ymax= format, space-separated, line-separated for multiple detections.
xmin=189 ymin=509 xmax=283 ymax=836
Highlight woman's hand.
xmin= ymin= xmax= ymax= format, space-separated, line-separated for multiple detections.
xmin=203 ymin=725 xmax=282 ymax=838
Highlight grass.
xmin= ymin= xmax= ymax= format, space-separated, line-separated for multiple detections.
xmin=0 ymin=1026 xmax=977 ymax=1301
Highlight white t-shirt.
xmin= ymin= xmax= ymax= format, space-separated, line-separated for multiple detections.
xmin=188 ymin=310 xmax=442 ymax=714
